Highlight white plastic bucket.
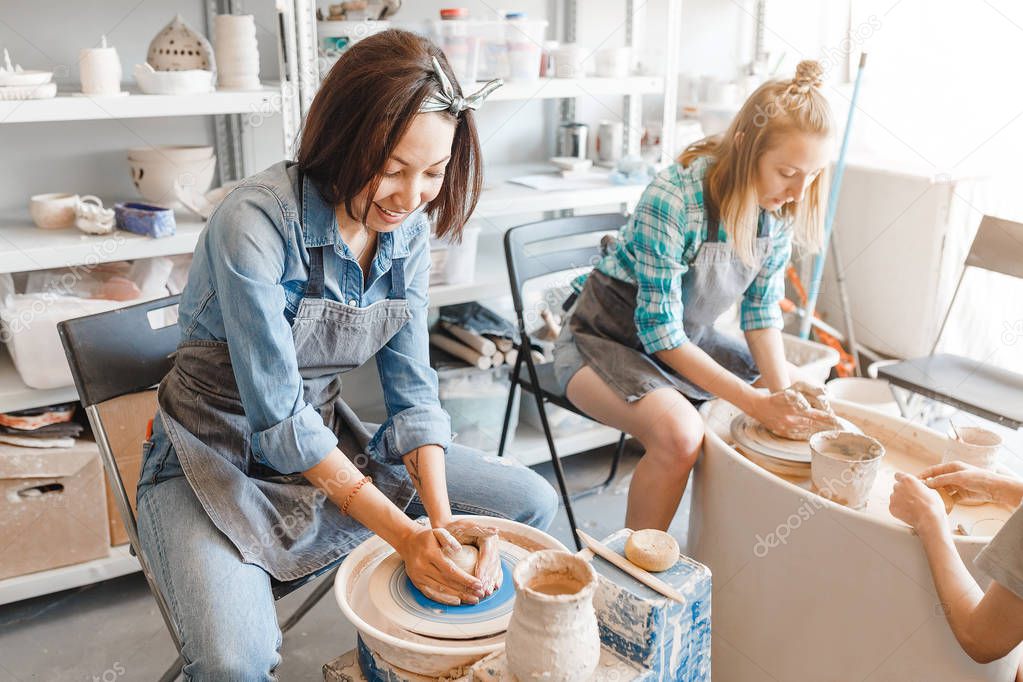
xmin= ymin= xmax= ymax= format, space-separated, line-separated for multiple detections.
xmin=825 ymin=377 xmax=900 ymax=417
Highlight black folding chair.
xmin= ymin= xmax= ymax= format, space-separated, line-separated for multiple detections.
xmin=877 ymin=215 xmax=1023 ymax=429
xmin=497 ymin=214 xmax=630 ymax=551
xmin=58 ymin=296 xmax=337 ymax=682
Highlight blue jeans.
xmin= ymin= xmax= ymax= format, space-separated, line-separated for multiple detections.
xmin=136 ymin=445 xmax=558 ymax=681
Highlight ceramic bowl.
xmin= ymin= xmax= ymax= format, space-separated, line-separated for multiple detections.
xmin=114 ymin=201 xmax=176 ymax=238
xmin=127 ymin=152 xmax=216 ymax=207
xmin=134 ymin=63 xmax=214 ymax=95
xmin=29 ymin=193 xmax=78 ymax=229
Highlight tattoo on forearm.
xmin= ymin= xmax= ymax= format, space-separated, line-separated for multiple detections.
xmin=408 ymin=448 xmax=422 ymax=489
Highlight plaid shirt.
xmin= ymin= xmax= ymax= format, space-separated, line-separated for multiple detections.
xmin=574 ymin=155 xmax=793 ymax=354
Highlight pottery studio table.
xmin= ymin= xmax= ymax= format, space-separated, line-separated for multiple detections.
xmin=690 ymin=398 xmax=1022 ymax=682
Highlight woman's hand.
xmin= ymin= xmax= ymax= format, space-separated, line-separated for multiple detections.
xmin=395 ymin=523 xmax=485 ymax=606
xmin=918 ymin=461 xmax=1023 ymax=508
xmin=889 ymin=471 xmax=948 ymax=537
xmin=751 ymin=387 xmax=841 ymax=440
xmin=442 ymin=518 xmax=502 ymax=597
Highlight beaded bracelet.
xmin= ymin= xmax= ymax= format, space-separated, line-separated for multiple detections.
xmin=341 ymin=475 xmax=372 ymax=515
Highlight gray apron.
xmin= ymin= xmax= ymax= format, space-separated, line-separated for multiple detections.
xmin=156 ymin=217 xmax=416 ymax=582
xmin=564 ymin=208 xmax=773 ymax=403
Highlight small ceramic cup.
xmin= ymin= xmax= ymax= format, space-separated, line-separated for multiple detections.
xmin=29 ymin=193 xmax=79 ymax=229
xmin=810 ymin=431 xmax=886 ymax=510
xmin=80 ymin=46 xmax=122 ymax=96
xmin=941 ymin=426 xmax=1002 ymax=505
xmin=942 ymin=426 xmax=1001 ymax=470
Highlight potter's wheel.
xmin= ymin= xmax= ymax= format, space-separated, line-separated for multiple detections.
xmin=730 ymin=413 xmax=862 ymax=477
xmin=368 ymin=540 xmax=527 ymax=640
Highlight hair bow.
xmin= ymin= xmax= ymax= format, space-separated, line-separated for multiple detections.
xmin=419 ymin=56 xmax=503 ymax=115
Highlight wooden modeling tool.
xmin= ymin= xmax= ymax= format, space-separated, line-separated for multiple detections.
xmin=576 ymin=530 xmax=685 ymax=604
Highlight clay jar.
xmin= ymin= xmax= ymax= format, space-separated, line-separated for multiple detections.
xmin=505 ymin=549 xmax=599 ymax=682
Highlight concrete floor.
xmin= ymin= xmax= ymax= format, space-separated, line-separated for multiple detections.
xmin=0 ymin=442 xmax=687 ymax=682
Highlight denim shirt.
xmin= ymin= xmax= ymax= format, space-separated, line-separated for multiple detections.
xmin=142 ymin=161 xmax=450 ymax=489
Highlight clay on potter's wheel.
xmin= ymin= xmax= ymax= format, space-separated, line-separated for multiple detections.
xmin=625 ymin=529 xmax=679 ymax=572
xmin=449 ymin=545 xmax=479 ymax=575
xmin=731 ymin=413 xmax=862 ymax=465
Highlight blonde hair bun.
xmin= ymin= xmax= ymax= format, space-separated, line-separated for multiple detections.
xmin=789 ymin=60 xmax=824 ymax=95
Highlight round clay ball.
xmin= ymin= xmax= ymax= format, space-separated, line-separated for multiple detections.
xmin=450 ymin=545 xmax=479 ymax=575
xmin=624 ymin=529 xmax=679 ymax=572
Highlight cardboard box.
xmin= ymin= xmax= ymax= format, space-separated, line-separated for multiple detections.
xmin=0 ymin=440 xmax=110 ymax=579
xmin=94 ymin=391 xmax=158 ymax=546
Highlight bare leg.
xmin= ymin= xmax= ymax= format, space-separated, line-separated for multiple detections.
xmin=566 ymin=366 xmax=703 ymax=531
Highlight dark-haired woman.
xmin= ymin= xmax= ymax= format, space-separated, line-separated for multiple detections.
xmin=135 ymin=30 xmax=557 ymax=679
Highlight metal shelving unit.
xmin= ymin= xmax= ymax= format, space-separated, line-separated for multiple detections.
xmin=0 ymin=0 xmax=303 ymax=605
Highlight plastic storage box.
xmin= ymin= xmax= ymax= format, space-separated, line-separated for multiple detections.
xmin=430 ymin=19 xmax=547 ymax=84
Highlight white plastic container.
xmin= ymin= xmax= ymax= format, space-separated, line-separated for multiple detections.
xmin=429 ymin=224 xmax=480 ymax=286
xmin=594 ymin=47 xmax=631 ymax=78
xmin=504 ymin=19 xmax=546 ymax=81
xmin=0 ymin=294 xmax=126 ymax=389
xmin=430 ymin=19 xmax=481 ymax=85
xmin=436 ymin=363 xmax=519 ymax=452
xmin=825 ymin=377 xmax=900 ymax=416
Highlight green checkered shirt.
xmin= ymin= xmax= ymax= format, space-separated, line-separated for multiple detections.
xmin=574 ymin=155 xmax=793 ymax=354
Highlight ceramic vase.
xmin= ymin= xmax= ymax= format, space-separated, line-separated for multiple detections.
xmin=505 ymin=550 xmax=599 ymax=682
xmin=214 ymin=14 xmax=260 ymax=90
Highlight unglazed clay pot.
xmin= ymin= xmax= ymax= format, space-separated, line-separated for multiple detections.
xmin=505 ymin=549 xmax=599 ymax=682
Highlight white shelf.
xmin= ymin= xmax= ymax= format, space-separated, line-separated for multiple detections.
xmin=476 ymin=164 xmax=645 ymax=218
xmin=499 ymin=421 xmax=622 ymax=467
xmin=487 ymin=76 xmax=664 ymax=102
xmin=0 ymin=213 xmax=206 ymax=275
xmin=0 ymin=544 xmax=140 ymax=606
xmin=0 ymin=85 xmax=280 ymax=124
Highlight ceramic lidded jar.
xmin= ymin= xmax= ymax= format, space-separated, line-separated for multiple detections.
xmin=505 ymin=549 xmax=600 ymax=682
xmin=147 ymin=14 xmax=216 ymax=72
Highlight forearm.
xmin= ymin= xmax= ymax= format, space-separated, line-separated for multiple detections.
xmin=917 ymin=521 xmax=986 ymax=655
xmin=997 ymin=478 xmax=1023 ymax=508
xmin=655 ymin=343 xmax=759 ymax=411
xmin=304 ymin=448 xmax=418 ymax=550
xmin=403 ymin=444 xmax=452 ymax=526
xmin=744 ymin=327 xmax=790 ymax=392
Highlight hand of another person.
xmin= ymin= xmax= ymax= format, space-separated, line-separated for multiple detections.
xmin=918 ymin=461 xmax=1022 ymax=507
xmin=889 ymin=471 xmax=948 ymax=536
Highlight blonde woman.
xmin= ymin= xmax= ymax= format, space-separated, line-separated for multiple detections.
xmin=553 ymin=61 xmax=841 ymax=530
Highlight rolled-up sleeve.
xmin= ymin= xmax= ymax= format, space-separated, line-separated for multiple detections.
xmin=206 ymin=187 xmax=338 ymax=473
xmin=368 ymin=219 xmax=451 ymax=463
xmin=631 ymin=181 xmax=691 ymax=354
xmin=740 ymin=218 xmax=792 ymax=332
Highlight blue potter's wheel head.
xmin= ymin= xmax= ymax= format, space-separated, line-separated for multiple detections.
xmin=368 ymin=543 xmax=526 ymax=639
xmin=402 ymin=556 xmax=515 ymax=615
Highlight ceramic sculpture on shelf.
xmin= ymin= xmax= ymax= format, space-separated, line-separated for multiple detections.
xmin=213 ymin=14 xmax=260 ymax=90
xmin=0 ymin=48 xmax=56 ymax=100
xmin=78 ymin=36 xmax=126 ymax=97
xmin=147 ymin=14 xmax=216 ymax=72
